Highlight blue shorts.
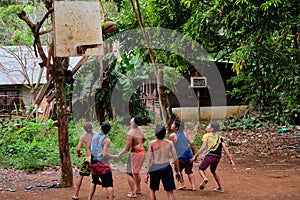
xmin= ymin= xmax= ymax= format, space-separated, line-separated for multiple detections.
xmin=149 ymin=163 xmax=176 ymax=191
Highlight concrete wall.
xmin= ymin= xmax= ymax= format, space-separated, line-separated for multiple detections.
xmin=172 ymin=106 xmax=247 ymax=120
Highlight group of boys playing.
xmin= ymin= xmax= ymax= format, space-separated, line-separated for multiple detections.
xmin=72 ymin=117 xmax=235 ymax=200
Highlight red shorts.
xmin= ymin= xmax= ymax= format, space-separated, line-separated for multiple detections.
xmin=198 ymin=155 xmax=220 ymax=173
xmin=126 ymin=149 xmax=146 ymax=176
xmin=90 ymin=161 xmax=111 ymax=175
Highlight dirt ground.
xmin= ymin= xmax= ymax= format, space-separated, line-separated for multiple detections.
xmin=1 ymin=127 xmax=300 ymax=200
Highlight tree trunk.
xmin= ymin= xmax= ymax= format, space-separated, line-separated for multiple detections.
xmin=166 ymin=94 xmax=174 ymax=133
xmin=57 ymin=114 xmax=73 ymax=187
xmin=17 ymin=5 xmax=73 ymax=188
xmin=130 ymin=0 xmax=168 ymax=125
xmin=157 ymin=69 xmax=168 ymax=124
xmin=52 ymin=57 xmax=73 ymax=187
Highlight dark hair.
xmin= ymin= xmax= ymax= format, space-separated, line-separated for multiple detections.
xmin=84 ymin=122 xmax=93 ymax=132
xmin=155 ymin=125 xmax=166 ymax=139
xmin=101 ymin=122 xmax=111 ymax=135
xmin=174 ymin=119 xmax=184 ymax=132
xmin=134 ymin=115 xmax=143 ymax=126
xmin=210 ymin=121 xmax=220 ymax=132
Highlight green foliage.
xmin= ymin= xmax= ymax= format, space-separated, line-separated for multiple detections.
xmin=108 ymin=0 xmax=137 ymax=33
xmin=0 ymin=117 xmax=159 ymax=171
xmin=113 ymin=51 xmax=154 ymax=123
xmin=0 ymin=118 xmax=60 ymax=172
xmin=0 ymin=3 xmax=44 ymax=45
xmin=143 ymin=0 xmax=192 ymax=29
xmin=182 ymin=0 xmax=300 ymax=125
xmin=104 ymin=0 xmax=300 ymax=126
xmin=72 ymin=57 xmax=100 ymax=121
xmin=0 ymin=118 xmax=103 ymax=171
xmin=105 ymin=120 xmax=130 ymax=164
xmin=75 ymin=50 xmax=154 ymax=123
xmin=193 ymin=133 xmax=203 ymax=150
xmin=223 ymin=114 xmax=264 ymax=131
xmin=114 ymin=51 xmax=150 ymax=101
xmin=130 ymin=90 xmax=155 ymax=124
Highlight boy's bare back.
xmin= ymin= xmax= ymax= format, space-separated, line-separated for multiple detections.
xmin=148 ymin=139 xmax=175 ymax=164
xmin=127 ymin=127 xmax=146 ymax=152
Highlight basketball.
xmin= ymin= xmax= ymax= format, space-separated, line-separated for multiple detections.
xmin=104 ymin=21 xmax=116 ymax=33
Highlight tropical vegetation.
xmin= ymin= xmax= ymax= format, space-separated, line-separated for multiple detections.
xmin=0 ymin=0 xmax=299 ymax=183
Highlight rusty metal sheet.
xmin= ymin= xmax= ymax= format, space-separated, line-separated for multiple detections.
xmin=53 ymin=1 xmax=103 ymax=57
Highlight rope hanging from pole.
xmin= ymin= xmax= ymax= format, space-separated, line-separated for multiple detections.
xmin=96 ymin=0 xmax=108 ymax=89
xmin=97 ymin=0 xmax=108 ymax=19
xmin=130 ymin=0 xmax=168 ymax=125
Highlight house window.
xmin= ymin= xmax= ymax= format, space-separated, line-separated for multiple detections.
xmin=0 ymin=90 xmax=22 ymax=111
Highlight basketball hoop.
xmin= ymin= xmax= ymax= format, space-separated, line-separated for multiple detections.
xmin=53 ymin=1 xmax=103 ymax=57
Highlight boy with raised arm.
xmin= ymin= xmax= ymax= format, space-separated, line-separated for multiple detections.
xmin=72 ymin=122 xmax=94 ymax=200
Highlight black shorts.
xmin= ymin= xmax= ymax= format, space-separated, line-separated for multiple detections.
xmin=149 ymin=164 xmax=176 ymax=191
xmin=92 ymin=172 xmax=113 ymax=188
xmin=179 ymin=159 xmax=193 ymax=175
xmin=79 ymin=160 xmax=90 ymax=176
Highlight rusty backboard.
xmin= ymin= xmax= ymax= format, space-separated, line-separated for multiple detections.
xmin=53 ymin=1 xmax=103 ymax=57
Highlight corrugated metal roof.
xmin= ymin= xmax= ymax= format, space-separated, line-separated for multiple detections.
xmin=0 ymin=46 xmax=46 ymax=85
xmin=0 ymin=46 xmax=82 ymax=85
xmin=0 ymin=63 xmax=18 ymax=84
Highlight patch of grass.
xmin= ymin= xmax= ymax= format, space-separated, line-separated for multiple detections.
xmin=0 ymin=118 xmax=204 ymax=171
xmin=0 ymin=118 xmax=61 ymax=171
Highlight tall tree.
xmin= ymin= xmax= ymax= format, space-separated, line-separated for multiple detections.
xmin=182 ymin=0 xmax=300 ymax=124
xmin=17 ymin=1 xmax=73 ymax=186
xmin=0 ymin=3 xmax=45 ymax=46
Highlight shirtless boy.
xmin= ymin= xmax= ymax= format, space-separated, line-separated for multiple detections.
xmin=145 ymin=125 xmax=180 ymax=200
xmin=118 ymin=116 xmax=146 ymax=198
xmin=72 ymin=122 xmax=94 ymax=200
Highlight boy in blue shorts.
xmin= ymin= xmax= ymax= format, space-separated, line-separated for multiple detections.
xmin=145 ymin=125 xmax=181 ymax=200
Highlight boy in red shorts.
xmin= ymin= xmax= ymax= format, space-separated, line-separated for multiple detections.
xmin=88 ymin=122 xmax=118 ymax=200
xmin=118 ymin=116 xmax=146 ymax=198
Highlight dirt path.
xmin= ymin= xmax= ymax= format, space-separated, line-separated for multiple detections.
xmin=1 ymin=155 xmax=300 ymax=200
xmin=1 ymin=126 xmax=300 ymax=199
